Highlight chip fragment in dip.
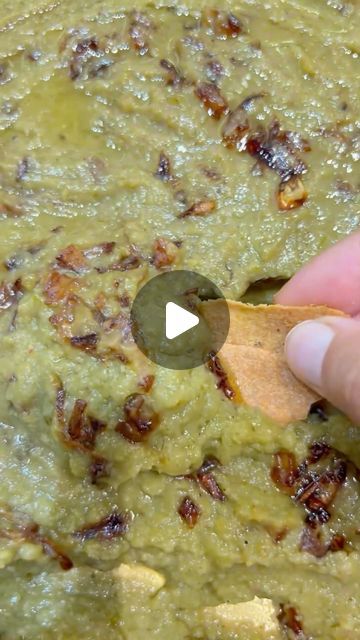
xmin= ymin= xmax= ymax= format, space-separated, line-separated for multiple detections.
xmin=201 ymin=301 xmax=345 ymax=424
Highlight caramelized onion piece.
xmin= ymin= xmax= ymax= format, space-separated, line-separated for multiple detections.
xmin=96 ymin=254 xmax=141 ymax=273
xmin=116 ymin=393 xmax=159 ymax=443
xmin=66 ymin=399 xmax=106 ymax=450
xmin=138 ymin=374 xmax=155 ymax=392
xmin=271 ymin=450 xmax=299 ymax=494
xmin=74 ymin=512 xmax=129 ymax=541
xmin=202 ymin=9 xmax=243 ymax=38
xmin=178 ymin=496 xmax=201 ymax=528
xmin=195 ymin=456 xmax=226 ymax=501
xmin=195 ymin=82 xmax=229 ymax=119
xmin=206 ymin=351 xmax=235 ymax=400
xmin=246 ymin=120 xmax=309 ymax=180
xmin=0 ymin=279 xmax=23 ymax=311
xmin=56 ymin=244 xmax=88 ymax=273
xmin=152 ymin=238 xmax=178 ymax=269
xmin=44 ymin=271 xmax=76 ymax=305
xmin=160 ymin=59 xmax=184 ymax=87
xmin=70 ymin=333 xmax=98 ymax=352
xmin=222 ymin=106 xmax=249 ymax=149
xmin=179 ymin=199 xmax=216 ymax=218
xmin=277 ymin=176 xmax=308 ymax=211
xmin=90 ymin=456 xmax=109 ymax=485
xmin=278 ymin=604 xmax=308 ymax=638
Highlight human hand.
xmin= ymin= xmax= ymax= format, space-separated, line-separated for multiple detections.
xmin=275 ymin=231 xmax=360 ymax=424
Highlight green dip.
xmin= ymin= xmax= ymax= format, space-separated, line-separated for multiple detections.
xmin=0 ymin=1 xmax=359 ymax=638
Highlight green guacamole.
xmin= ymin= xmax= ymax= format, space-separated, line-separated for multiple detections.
xmin=0 ymin=0 xmax=359 ymax=638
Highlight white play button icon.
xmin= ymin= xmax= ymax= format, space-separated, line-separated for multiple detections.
xmin=165 ymin=302 xmax=199 ymax=340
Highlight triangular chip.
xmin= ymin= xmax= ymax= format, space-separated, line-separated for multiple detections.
xmin=201 ymin=300 xmax=345 ymax=425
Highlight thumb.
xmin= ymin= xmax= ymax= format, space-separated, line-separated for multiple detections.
xmin=285 ymin=317 xmax=360 ymax=425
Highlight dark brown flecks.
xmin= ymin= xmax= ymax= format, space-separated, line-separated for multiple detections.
xmin=70 ymin=333 xmax=98 ymax=352
xmin=116 ymin=393 xmax=159 ymax=443
xmin=160 ymin=59 xmax=185 ymax=87
xmin=178 ymin=496 xmax=200 ymax=528
xmin=206 ymin=351 xmax=235 ymax=400
xmin=299 ymin=525 xmax=330 ymax=558
xmin=179 ymin=199 xmax=216 ymax=218
xmin=74 ymin=512 xmax=129 ymax=541
xmin=38 ymin=534 xmax=73 ymax=571
xmin=195 ymin=82 xmax=229 ymax=119
xmin=154 ymin=152 xmax=173 ymax=182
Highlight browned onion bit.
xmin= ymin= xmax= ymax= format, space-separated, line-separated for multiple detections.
xmin=26 ymin=525 xmax=73 ymax=571
xmin=44 ymin=271 xmax=76 ymax=305
xmin=152 ymin=238 xmax=178 ymax=269
xmin=56 ymin=244 xmax=88 ymax=273
xmin=0 ymin=278 xmax=23 ymax=311
xmin=66 ymin=400 xmax=106 ymax=450
xmin=277 ymin=176 xmax=308 ymax=211
xmin=69 ymin=36 xmax=99 ymax=80
xmin=178 ymin=496 xmax=201 ymax=528
xmin=299 ymin=525 xmax=330 ymax=559
xmin=154 ymin=152 xmax=173 ymax=182
xmin=160 ymin=59 xmax=184 ymax=87
xmin=195 ymin=82 xmax=229 ymax=119
xmin=206 ymin=351 xmax=235 ymax=400
xmin=74 ymin=512 xmax=129 ymax=541
xmin=70 ymin=333 xmax=98 ymax=352
xmin=96 ymin=254 xmax=141 ymax=273
xmin=202 ymin=9 xmax=243 ymax=38
xmin=179 ymin=199 xmax=216 ymax=218
xmin=246 ymin=120 xmax=309 ymax=181
xmin=138 ymin=374 xmax=155 ymax=392
xmin=239 ymin=93 xmax=267 ymax=112
xmin=270 ymin=450 xmax=299 ymax=494
xmin=195 ymin=456 xmax=226 ymax=501
xmin=116 ymin=393 xmax=159 ymax=443
xmin=222 ymin=106 xmax=250 ymax=149
xmin=278 ymin=604 xmax=308 ymax=638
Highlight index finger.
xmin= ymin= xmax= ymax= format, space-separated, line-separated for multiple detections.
xmin=275 ymin=231 xmax=360 ymax=315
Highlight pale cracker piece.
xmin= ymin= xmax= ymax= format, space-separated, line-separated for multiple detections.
xmin=202 ymin=597 xmax=282 ymax=640
xmin=201 ymin=300 xmax=345 ymax=424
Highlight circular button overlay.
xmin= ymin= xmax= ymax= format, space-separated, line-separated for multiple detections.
xmin=131 ymin=270 xmax=230 ymax=370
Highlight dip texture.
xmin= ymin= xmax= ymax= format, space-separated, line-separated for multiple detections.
xmin=0 ymin=1 xmax=359 ymax=638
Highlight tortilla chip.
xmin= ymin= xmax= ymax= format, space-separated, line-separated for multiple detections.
xmin=201 ymin=300 xmax=345 ymax=425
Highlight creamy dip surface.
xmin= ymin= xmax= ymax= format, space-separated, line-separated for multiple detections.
xmin=0 ymin=1 xmax=359 ymax=638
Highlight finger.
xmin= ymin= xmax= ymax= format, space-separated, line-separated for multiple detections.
xmin=285 ymin=316 xmax=360 ymax=424
xmin=275 ymin=231 xmax=360 ymax=315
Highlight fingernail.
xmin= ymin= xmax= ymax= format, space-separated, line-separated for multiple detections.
xmin=285 ymin=320 xmax=335 ymax=389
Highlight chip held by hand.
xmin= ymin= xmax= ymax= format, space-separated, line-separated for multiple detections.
xmin=201 ymin=300 xmax=345 ymax=425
